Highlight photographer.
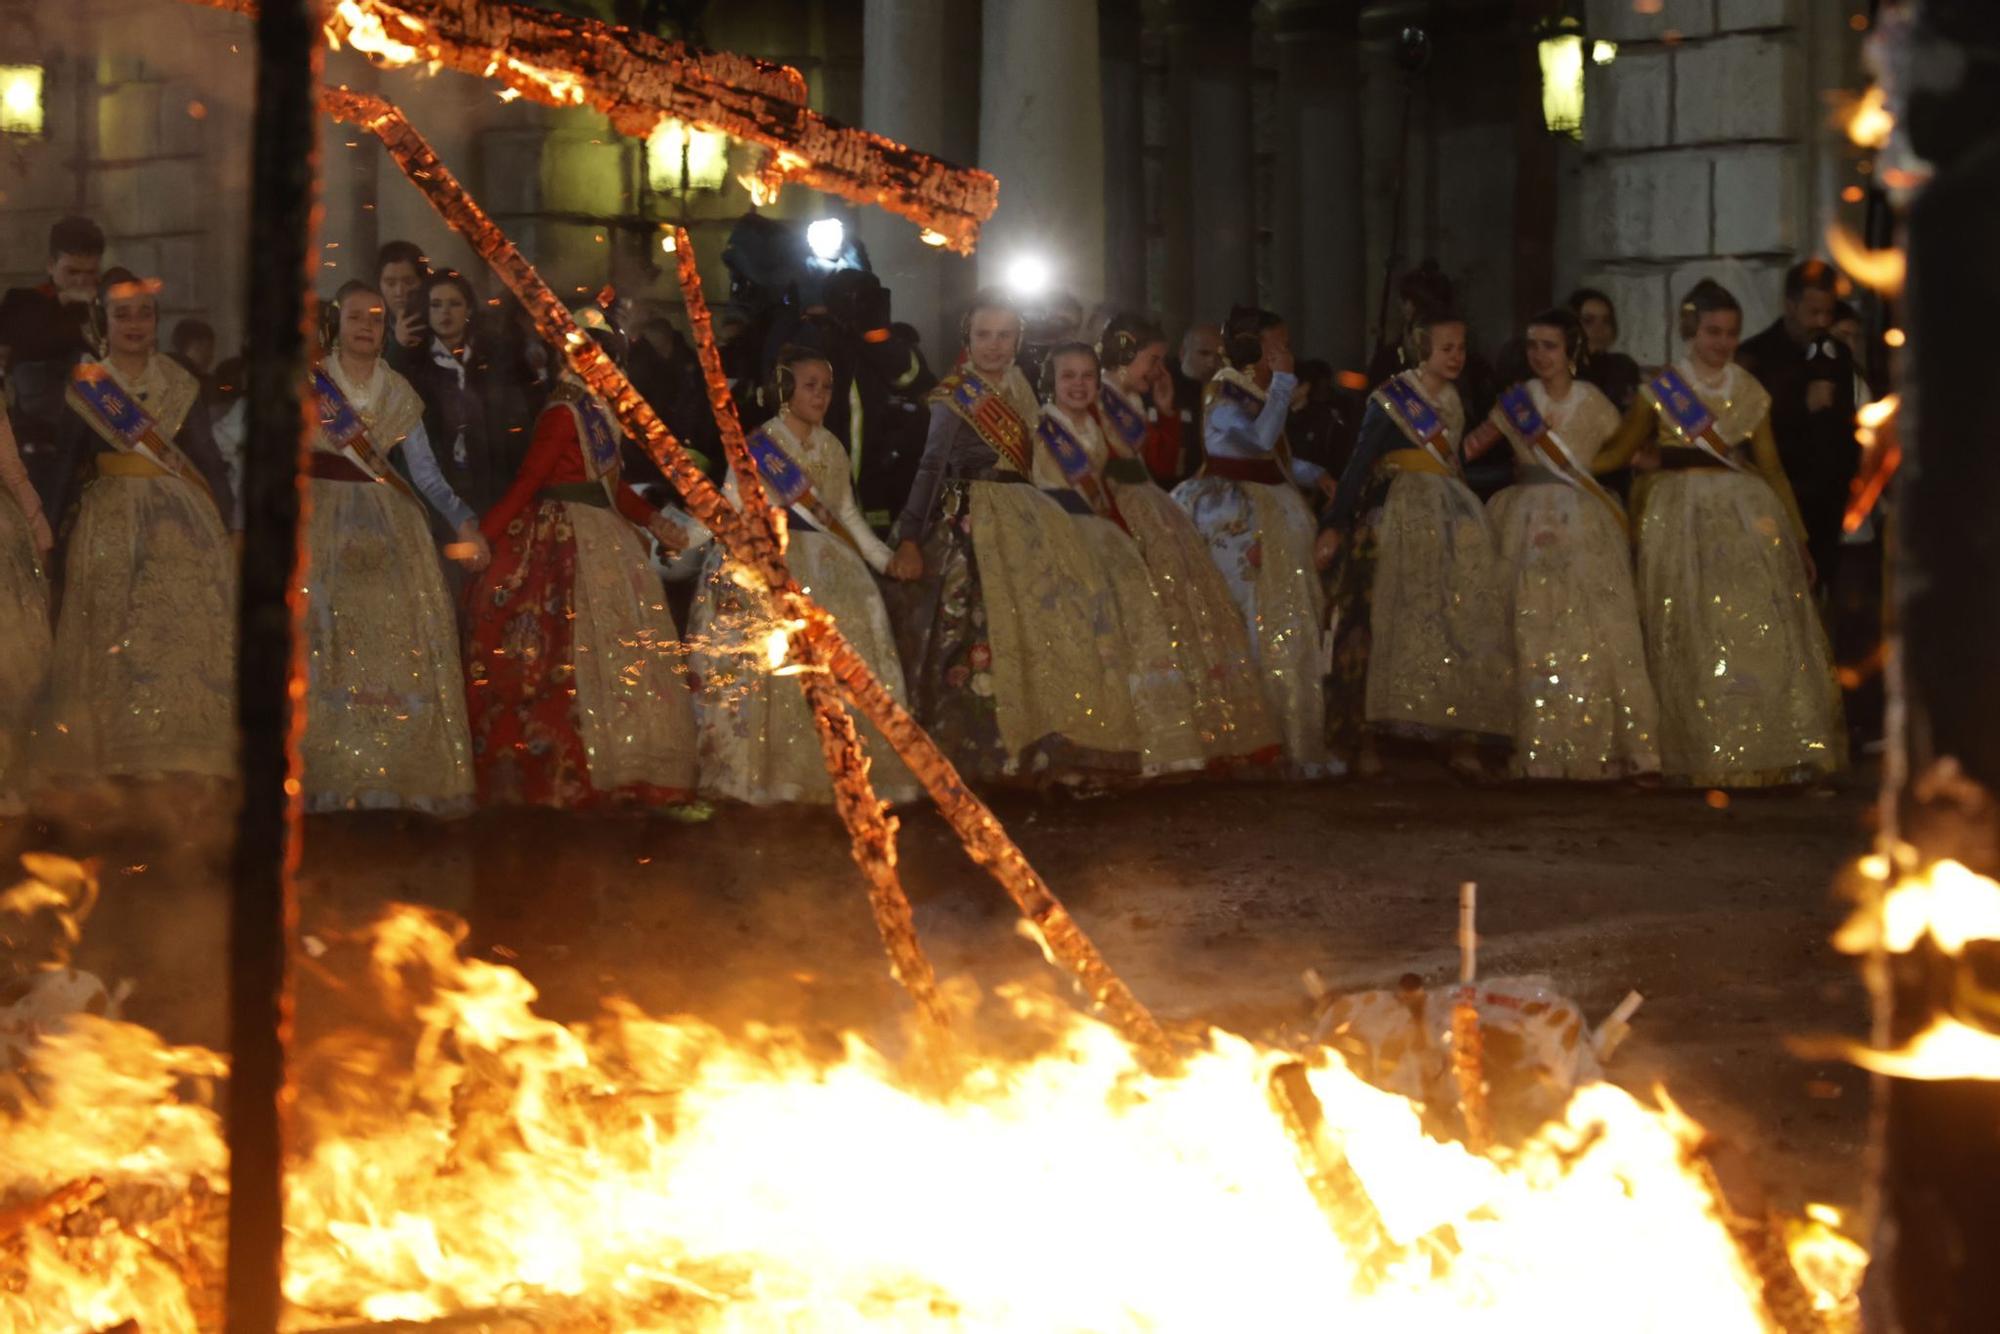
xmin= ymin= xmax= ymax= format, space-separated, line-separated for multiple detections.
xmin=376 ymin=239 xmax=433 ymax=377
xmin=1737 ymin=259 xmax=1860 ymax=598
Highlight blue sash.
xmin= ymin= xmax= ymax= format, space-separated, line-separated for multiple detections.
xmin=1496 ymin=383 xmax=1543 ymax=441
xmin=67 ymin=361 xmax=213 ymax=502
xmin=1378 ymin=375 xmax=1449 ymax=459
xmin=748 ymin=424 xmax=812 ymax=508
xmin=1097 ymin=382 xmax=1149 ymax=453
xmin=1645 ymin=367 xmax=1743 ymax=472
xmin=575 ymin=397 xmax=623 ymax=486
xmin=311 ymin=367 xmax=420 ymax=502
xmin=1035 ymin=414 xmax=1118 ymax=522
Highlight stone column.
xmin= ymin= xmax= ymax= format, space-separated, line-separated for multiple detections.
xmin=1152 ymin=0 xmax=1258 ymax=336
xmin=860 ymin=0 xmax=952 ymax=350
xmin=979 ymin=0 xmax=1108 ymax=303
xmin=1269 ymin=0 xmax=1366 ymax=368
xmin=1100 ymin=0 xmax=1148 ymax=312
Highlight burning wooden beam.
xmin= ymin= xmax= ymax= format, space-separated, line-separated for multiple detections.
xmin=666 ymin=226 xmax=950 ymax=1041
xmin=229 ymin=0 xmax=321 ymax=1327
xmin=181 ymin=0 xmax=998 ymax=252
xmin=316 ymin=87 xmax=1170 ymax=1063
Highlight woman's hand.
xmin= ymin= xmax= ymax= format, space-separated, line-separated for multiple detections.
xmin=30 ymin=514 xmax=53 ymax=558
xmin=1314 ymin=526 xmax=1342 ymax=571
xmin=885 ymin=539 xmax=924 ymax=582
xmin=1147 ymin=364 xmax=1176 ymax=415
xmin=1462 ymin=420 xmax=1503 ymax=461
xmin=648 ymin=512 xmax=687 ymax=556
xmin=451 ymin=521 xmax=491 ymax=572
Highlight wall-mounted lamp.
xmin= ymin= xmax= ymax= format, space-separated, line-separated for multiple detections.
xmin=0 ymin=65 xmax=45 ymax=137
xmin=646 ymin=117 xmax=729 ymax=196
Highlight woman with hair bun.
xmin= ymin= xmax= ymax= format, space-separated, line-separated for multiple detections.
xmin=1173 ymin=306 xmax=1337 ymax=776
xmin=1033 ymin=341 xmax=1205 ymax=777
xmin=885 ymin=289 xmax=1150 ymax=786
xmin=1318 ymin=307 xmax=1512 ymax=780
xmin=1092 ymin=314 xmax=1280 ymax=766
xmin=685 ymin=345 xmax=918 ymax=805
xmin=1591 ymin=278 xmax=1842 ymax=787
xmin=1465 ymin=308 xmax=1660 ymax=782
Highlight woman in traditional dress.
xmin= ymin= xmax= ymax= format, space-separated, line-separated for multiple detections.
xmin=1096 ymin=315 xmax=1281 ymax=768
xmin=1590 ymin=279 xmax=1842 ymax=787
xmin=0 ymin=403 xmax=51 ymax=809
xmin=1173 ymin=306 xmax=1337 ymax=776
xmin=684 ymin=346 xmax=918 ymax=805
xmin=883 ymin=290 xmax=1150 ymax=786
xmin=1033 ymin=343 xmax=1205 ymax=778
xmin=41 ymin=268 xmax=236 ymax=788
xmin=1317 ymin=308 xmax=1513 ymax=779
xmin=1462 ymin=308 xmax=1661 ymax=782
xmin=303 ymin=280 xmax=487 ymax=814
xmin=464 ymin=308 xmax=698 ymax=808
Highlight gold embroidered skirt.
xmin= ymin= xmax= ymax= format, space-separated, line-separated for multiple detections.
xmin=0 ymin=490 xmax=52 ymax=793
xmin=1636 ymin=471 xmax=1844 ymax=786
xmin=302 ymin=476 xmax=473 ymax=813
xmin=1172 ymin=476 xmax=1332 ymax=775
xmin=1069 ymin=511 xmax=1206 ymax=777
xmin=42 ymin=473 xmax=235 ymax=781
xmin=566 ymin=503 xmax=698 ymax=796
xmin=1108 ymin=479 xmax=1280 ymax=765
xmin=969 ymin=482 xmax=1147 ymax=768
xmin=1488 ymin=478 xmax=1661 ymax=780
xmin=689 ymin=526 xmax=915 ymax=806
xmin=1364 ymin=470 xmax=1513 ymax=741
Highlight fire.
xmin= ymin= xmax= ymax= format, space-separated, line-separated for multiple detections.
xmin=1825 ymin=222 xmax=1905 ymax=296
xmin=0 ymin=873 xmax=1871 ymax=1330
xmin=325 ymin=0 xmax=425 ymax=67
xmin=1843 ymin=84 xmax=1893 ymax=149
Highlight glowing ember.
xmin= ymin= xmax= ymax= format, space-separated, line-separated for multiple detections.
xmin=0 ymin=888 xmax=1864 ymax=1332
xmin=1844 ymin=394 xmax=1900 ymax=532
xmin=1842 ymin=84 xmax=1893 ymax=150
xmin=1825 ymin=222 xmax=1905 ymax=296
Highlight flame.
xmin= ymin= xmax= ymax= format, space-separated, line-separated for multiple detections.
xmin=1843 ymin=1016 xmax=2000 ymax=1081
xmin=325 ymin=0 xmax=425 ymax=66
xmin=0 ymin=895 xmax=1866 ymax=1330
xmin=1836 ymin=856 xmax=2000 ymax=956
xmin=1826 ymin=222 xmax=1905 ymax=296
xmin=1844 ymin=84 xmax=1894 ymax=149
xmin=1845 ymin=394 xmax=1901 ymax=531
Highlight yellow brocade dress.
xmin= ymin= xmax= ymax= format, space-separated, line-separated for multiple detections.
xmin=1353 ymin=374 xmax=1513 ymax=742
xmin=302 ymin=358 xmax=474 ymax=813
xmin=42 ymin=354 xmax=236 ymax=782
xmin=1485 ymin=380 xmax=1661 ymax=780
xmin=1032 ymin=404 xmax=1206 ymax=777
xmin=688 ymin=418 xmax=919 ymax=805
xmin=1095 ymin=379 xmax=1281 ymax=766
xmin=1595 ymin=360 xmax=1843 ymax=787
xmin=0 ymin=417 xmax=51 ymax=800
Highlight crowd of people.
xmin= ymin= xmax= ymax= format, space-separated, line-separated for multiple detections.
xmin=0 ymin=211 xmax=1872 ymax=818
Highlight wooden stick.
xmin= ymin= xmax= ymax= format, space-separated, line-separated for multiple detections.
xmin=1267 ymin=1062 xmax=1399 ymax=1281
xmin=0 ymin=1177 xmax=106 ymax=1246
xmin=180 ymin=0 xmax=997 ymax=252
xmin=1450 ymin=882 xmax=1492 ymax=1153
xmin=668 ymin=230 xmax=949 ymax=1040
xmin=319 ymin=90 xmax=1169 ymax=1063
xmin=229 ymin=0 xmax=319 ymax=1329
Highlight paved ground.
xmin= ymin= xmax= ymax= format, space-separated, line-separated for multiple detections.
xmin=3 ymin=757 xmax=1875 ymax=1213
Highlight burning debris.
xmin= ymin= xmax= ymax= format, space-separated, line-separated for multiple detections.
xmin=0 ymin=857 xmax=1869 ymax=1332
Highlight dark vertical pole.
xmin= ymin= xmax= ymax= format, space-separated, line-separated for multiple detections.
xmin=1869 ymin=3 xmax=2000 ymax=1331
xmin=228 ymin=0 xmax=319 ymax=1327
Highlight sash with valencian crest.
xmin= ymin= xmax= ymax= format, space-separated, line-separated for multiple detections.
xmin=311 ymin=367 xmax=422 ymax=503
xmin=935 ymin=371 xmax=1032 ymax=475
xmin=1097 ymin=380 xmax=1149 ymax=455
xmin=1493 ymin=383 xmax=1630 ymax=536
xmin=1644 ymin=366 xmax=1746 ymax=472
xmin=1373 ymin=374 xmax=1457 ymax=471
xmin=1034 ymin=412 xmax=1121 ymax=526
xmin=67 ymin=359 xmax=217 ymax=506
xmin=746 ymin=422 xmax=861 ymax=555
xmin=566 ymin=390 xmax=624 ymax=501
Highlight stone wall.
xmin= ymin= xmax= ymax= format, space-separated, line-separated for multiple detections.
xmin=1577 ymin=0 xmax=1864 ymax=366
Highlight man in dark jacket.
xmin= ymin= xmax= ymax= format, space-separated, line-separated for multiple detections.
xmin=0 ymin=216 xmax=105 ymax=524
xmin=1737 ymin=258 xmax=1859 ymax=595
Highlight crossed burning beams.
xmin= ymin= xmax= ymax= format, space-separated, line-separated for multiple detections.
xmin=317 ymin=86 xmax=1167 ymax=1061
xmin=183 ymin=0 xmax=999 ymax=252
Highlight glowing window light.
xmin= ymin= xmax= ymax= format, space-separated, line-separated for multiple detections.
xmin=1536 ymin=19 xmax=1585 ymax=141
xmin=0 ymin=65 xmax=44 ymax=136
xmin=646 ymin=117 xmax=729 ymax=195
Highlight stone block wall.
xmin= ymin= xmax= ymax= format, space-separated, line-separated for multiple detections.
xmin=1576 ymin=0 xmax=1850 ymax=367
